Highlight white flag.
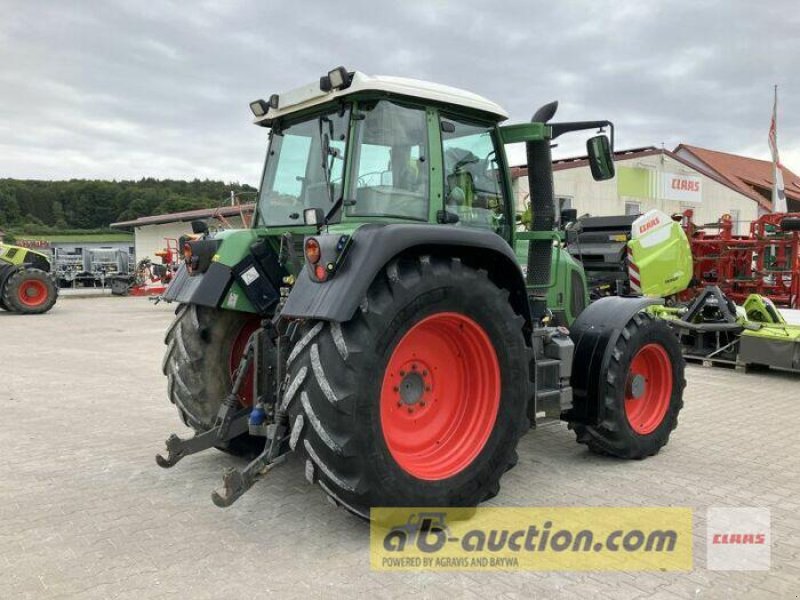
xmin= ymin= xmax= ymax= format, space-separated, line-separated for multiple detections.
xmin=769 ymin=86 xmax=787 ymax=213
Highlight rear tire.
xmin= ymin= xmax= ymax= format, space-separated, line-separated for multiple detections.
xmin=110 ymin=277 xmax=131 ymax=296
xmin=2 ymin=269 xmax=58 ymax=314
xmin=162 ymin=304 xmax=263 ymax=457
xmin=570 ymin=312 xmax=684 ymax=458
xmin=285 ymin=255 xmax=529 ymax=518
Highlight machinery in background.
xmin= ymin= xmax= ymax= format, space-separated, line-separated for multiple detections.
xmin=652 ymin=286 xmax=800 ymax=373
xmin=109 ymin=239 xmax=180 ymax=296
xmin=54 ymin=248 xmax=132 ymax=288
xmin=0 ymin=242 xmax=58 ymax=314
xmin=680 ymin=210 xmax=800 ymax=309
xmin=563 ymin=209 xmax=693 ymax=301
xmin=561 ymin=208 xmax=800 ymax=375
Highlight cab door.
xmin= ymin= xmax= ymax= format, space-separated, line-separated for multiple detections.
xmin=437 ymin=114 xmax=513 ymax=242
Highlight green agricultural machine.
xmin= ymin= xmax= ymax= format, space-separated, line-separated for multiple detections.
xmin=651 ymin=287 xmax=800 ymax=372
xmin=0 ymin=242 xmax=58 ymax=314
xmin=156 ymin=68 xmax=685 ymax=517
xmin=561 ymin=211 xmax=800 ymax=373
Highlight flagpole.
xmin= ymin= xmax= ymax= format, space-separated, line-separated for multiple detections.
xmin=774 ymin=85 xmax=778 ymax=211
xmin=770 ymin=84 xmax=788 ymax=213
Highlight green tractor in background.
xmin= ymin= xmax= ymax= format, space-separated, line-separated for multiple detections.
xmin=0 ymin=242 xmax=58 ymax=314
xmin=156 ymin=68 xmax=686 ymax=517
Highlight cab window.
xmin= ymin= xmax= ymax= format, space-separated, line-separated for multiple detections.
xmin=347 ymin=101 xmax=429 ymax=221
xmin=441 ymin=118 xmax=506 ymax=234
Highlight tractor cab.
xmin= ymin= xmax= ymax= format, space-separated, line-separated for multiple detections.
xmin=252 ymin=70 xmax=515 ymax=240
xmin=249 ymin=70 xmax=616 ymax=322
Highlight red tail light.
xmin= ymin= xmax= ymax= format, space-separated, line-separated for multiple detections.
xmin=305 ymin=238 xmax=321 ymax=264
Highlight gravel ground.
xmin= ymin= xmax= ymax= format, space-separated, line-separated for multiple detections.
xmin=1 ymin=296 xmax=798 ymax=599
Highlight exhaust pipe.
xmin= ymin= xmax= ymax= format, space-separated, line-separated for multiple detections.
xmin=525 ymin=101 xmax=558 ymax=288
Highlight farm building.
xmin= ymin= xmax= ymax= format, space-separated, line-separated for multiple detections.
xmin=511 ymin=145 xmax=800 ymax=234
xmin=111 ymin=204 xmax=255 ymax=262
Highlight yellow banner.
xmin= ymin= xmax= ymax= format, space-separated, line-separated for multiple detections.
xmin=370 ymin=507 xmax=692 ymax=571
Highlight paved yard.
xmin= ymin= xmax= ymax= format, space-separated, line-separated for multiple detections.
xmin=1 ymin=297 xmax=798 ymax=599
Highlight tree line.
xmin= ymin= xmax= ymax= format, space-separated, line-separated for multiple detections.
xmin=0 ymin=178 xmax=257 ymax=233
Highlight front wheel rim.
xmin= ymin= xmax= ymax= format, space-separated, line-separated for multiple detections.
xmin=18 ymin=279 xmax=48 ymax=307
xmin=624 ymin=343 xmax=672 ymax=435
xmin=380 ymin=312 xmax=501 ymax=480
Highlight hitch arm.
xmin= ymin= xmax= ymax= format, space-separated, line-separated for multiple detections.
xmin=210 ymin=327 xmax=292 ymax=507
xmin=211 ymin=449 xmax=288 ymax=508
xmin=155 ymin=412 xmax=249 ymax=468
xmin=156 ymin=329 xmax=259 ymax=468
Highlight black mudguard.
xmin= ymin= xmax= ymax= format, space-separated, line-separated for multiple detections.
xmin=564 ymin=295 xmax=663 ymax=426
xmin=0 ymin=262 xmax=16 ymax=291
xmin=163 ymin=261 xmax=235 ymax=308
xmin=280 ymin=223 xmax=531 ymax=326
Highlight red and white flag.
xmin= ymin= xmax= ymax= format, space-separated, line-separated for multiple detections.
xmin=769 ymin=86 xmax=787 ymax=213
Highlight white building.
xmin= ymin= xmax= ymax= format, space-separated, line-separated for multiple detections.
xmin=111 ymin=204 xmax=254 ymax=261
xmin=510 ymin=145 xmax=800 ymax=234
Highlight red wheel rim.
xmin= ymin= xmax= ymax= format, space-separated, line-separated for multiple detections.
xmin=18 ymin=279 xmax=48 ymax=307
xmin=228 ymin=318 xmax=260 ymax=407
xmin=380 ymin=312 xmax=501 ymax=480
xmin=624 ymin=343 xmax=672 ymax=435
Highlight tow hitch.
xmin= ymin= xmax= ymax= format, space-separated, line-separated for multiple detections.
xmin=211 ymin=416 xmax=289 ymax=507
xmin=156 ymin=319 xmax=293 ymax=506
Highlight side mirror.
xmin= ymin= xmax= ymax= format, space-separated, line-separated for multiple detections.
xmin=587 ymin=135 xmax=615 ymax=181
xmin=190 ymin=220 xmax=209 ymax=235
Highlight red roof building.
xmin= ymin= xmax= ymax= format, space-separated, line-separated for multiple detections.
xmin=673 ymin=144 xmax=800 ymax=212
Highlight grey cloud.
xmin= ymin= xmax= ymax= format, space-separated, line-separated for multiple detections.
xmin=0 ymin=0 xmax=797 ymax=184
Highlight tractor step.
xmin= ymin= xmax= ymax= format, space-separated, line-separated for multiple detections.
xmin=535 ymin=358 xmax=561 ymax=369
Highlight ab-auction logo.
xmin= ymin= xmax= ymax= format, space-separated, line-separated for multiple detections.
xmin=383 ymin=512 xmax=452 ymax=553
xmin=371 ymin=507 xmax=693 ymax=571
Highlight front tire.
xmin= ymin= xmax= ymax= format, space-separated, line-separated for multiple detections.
xmin=285 ymin=255 xmax=529 ymax=518
xmin=570 ymin=312 xmax=685 ymax=458
xmin=2 ymin=269 xmax=58 ymax=314
xmin=162 ymin=304 xmax=263 ymax=457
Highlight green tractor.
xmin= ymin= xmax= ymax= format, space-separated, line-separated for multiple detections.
xmin=157 ymin=68 xmax=685 ymax=516
xmin=0 ymin=242 xmax=58 ymax=314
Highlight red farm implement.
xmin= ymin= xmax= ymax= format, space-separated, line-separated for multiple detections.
xmin=680 ymin=209 xmax=800 ymax=309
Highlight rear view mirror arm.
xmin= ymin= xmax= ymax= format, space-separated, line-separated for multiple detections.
xmin=550 ymin=121 xmax=614 ymax=152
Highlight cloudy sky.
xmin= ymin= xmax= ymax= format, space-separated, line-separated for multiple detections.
xmin=1 ymin=0 xmax=798 ymax=186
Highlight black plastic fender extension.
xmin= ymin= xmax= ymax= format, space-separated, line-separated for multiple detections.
xmin=163 ymin=261 xmax=235 ymax=308
xmin=562 ymin=295 xmax=663 ymax=426
xmin=163 ymin=239 xmax=285 ymax=314
xmin=279 ymin=223 xmax=531 ymax=328
xmin=0 ymin=262 xmax=15 ymax=292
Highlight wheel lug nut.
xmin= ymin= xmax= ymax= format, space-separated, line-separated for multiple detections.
xmin=393 ymin=386 xmax=399 ymax=392
xmin=420 ymin=401 xmax=426 ymax=407
xmin=397 ymin=401 xmax=402 ymax=407
xmin=411 ymin=364 xmax=417 ymax=370
xmin=400 ymin=370 xmax=406 ymax=376
xmin=422 ymin=370 xmax=428 ymax=376
xmin=425 ymin=386 xmax=431 ymax=392
xmin=407 ymin=408 xmax=413 ymax=414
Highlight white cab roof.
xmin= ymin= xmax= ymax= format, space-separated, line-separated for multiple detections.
xmin=254 ymin=71 xmax=508 ymax=124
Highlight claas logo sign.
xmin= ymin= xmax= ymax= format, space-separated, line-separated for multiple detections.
xmin=670 ymin=177 xmax=700 ymax=192
xmin=638 ymin=215 xmax=662 ymax=235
